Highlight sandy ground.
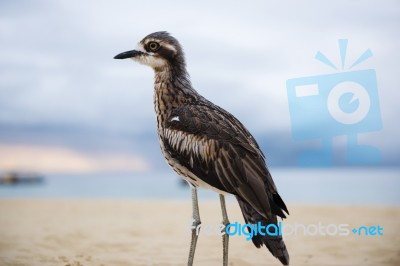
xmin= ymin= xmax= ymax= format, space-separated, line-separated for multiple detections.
xmin=0 ymin=199 xmax=399 ymax=266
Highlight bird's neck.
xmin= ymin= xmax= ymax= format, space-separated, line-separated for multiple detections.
xmin=153 ymin=65 xmax=199 ymax=114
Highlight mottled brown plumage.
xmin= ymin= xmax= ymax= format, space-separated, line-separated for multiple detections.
xmin=114 ymin=31 xmax=289 ymax=265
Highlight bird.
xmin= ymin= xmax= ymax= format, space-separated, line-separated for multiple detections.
xmin=114 ymin=31 xmax=289 ymax=266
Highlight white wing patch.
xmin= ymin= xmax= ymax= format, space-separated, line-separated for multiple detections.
xmin=170 ymin=116 xmax=180 ymax=122
xmin=164 ymin=128 xmax=218 ymax=165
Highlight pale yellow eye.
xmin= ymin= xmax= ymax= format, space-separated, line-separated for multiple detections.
xmin=148 ymin=42 xmax=160 ymax=52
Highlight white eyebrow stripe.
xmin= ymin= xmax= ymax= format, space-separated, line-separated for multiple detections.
xmin=138 ymin=39 xmax=177 ymax=55
xmin=163 ymin=43 xmax=177 ymax=53
xmin=136 ymin=43 xmax=146 ymax=53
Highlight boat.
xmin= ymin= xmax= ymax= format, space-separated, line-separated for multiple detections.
xmin=0 ymin=172 xmax=44 ymax=185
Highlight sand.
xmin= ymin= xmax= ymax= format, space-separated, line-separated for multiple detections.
xmin=0 ymin=199 xmax=399 ymax=266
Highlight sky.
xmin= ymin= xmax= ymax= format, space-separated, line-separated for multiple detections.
xmin=0 ymin=0 xmax=399 ymax=174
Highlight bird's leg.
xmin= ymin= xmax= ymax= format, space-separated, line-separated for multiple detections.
xmin=188 ymin=186 xmax=201 ymax=266
xmin=219 ymin=194 xmax=230 ymax=266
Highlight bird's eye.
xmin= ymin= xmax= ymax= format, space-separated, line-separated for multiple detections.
xmin=148 ymin=42 xmax=160 ymax=52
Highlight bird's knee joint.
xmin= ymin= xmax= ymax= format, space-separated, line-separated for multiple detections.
xmin=221 ymin=219 xmax=230 ymax=227
xmin=191 ymin=218 xmax=201 ymax=228
xmin=190 ymin=219 xmax=201 ymax=235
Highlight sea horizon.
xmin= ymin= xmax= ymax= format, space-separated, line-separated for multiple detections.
xmin=0 ymin=167 xmax=399 ymax=206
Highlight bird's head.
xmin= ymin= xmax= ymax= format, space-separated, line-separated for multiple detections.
xmin=114 ymin=31 xmax=185 ymax=72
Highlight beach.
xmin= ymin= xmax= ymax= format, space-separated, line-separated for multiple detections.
xmin=0 ymin=199 xmax=399 ymax=266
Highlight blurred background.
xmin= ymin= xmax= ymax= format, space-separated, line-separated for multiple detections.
xmin=0 ymin=0 xmax=399 ymax=204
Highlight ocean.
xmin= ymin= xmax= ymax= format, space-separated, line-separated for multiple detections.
xmin=0 ymin=168 xmax=399 ymax=205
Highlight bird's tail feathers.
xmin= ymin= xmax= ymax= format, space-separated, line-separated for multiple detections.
xmin=236 ymin=197 xmax=290 ymax=265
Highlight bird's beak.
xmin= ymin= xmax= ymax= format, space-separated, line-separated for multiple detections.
xmin=114 ymin=50 xmax=143 ymax=59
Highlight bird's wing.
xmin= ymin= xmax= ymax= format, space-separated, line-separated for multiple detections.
xmin=162 ymin=103 xmax=288 ymax=219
